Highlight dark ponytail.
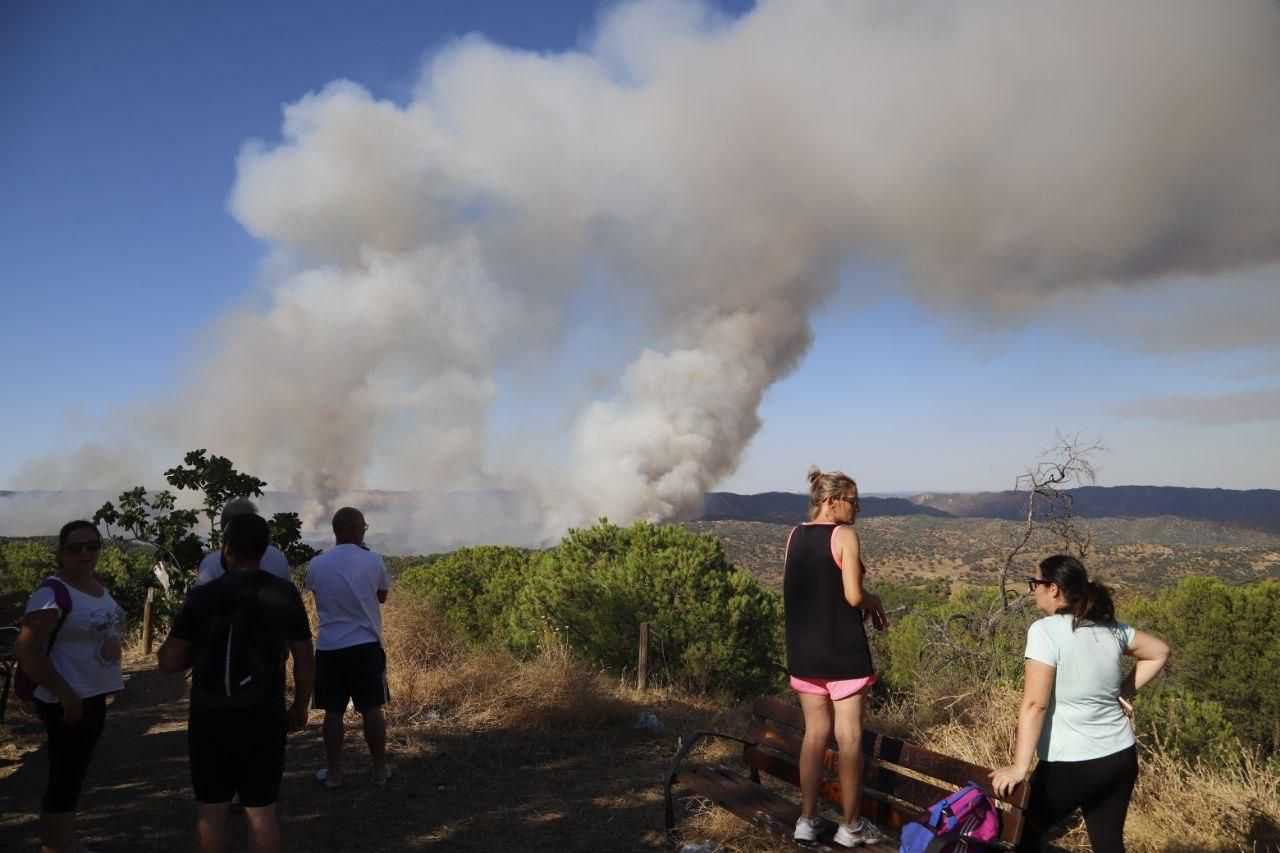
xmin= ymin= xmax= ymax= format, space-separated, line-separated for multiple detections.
xmin=1038 ymin=554 xmax=1116 ymax=630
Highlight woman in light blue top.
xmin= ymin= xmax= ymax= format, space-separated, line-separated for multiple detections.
xmin=991 ymin=555 xmax=1169 ymax=853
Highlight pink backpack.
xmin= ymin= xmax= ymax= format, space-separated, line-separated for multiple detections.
xmin=899 ymin=782 xmax=1002 ymax=852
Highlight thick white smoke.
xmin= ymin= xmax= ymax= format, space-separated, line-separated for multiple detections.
xmin=19 ymin=0 xmax=1280 ymax=538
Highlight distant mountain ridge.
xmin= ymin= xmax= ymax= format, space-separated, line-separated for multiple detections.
xmin=699 ymin=492 xmax=951 ymax=523
xmin=700 ymin=486 xmax=1280 ymax=532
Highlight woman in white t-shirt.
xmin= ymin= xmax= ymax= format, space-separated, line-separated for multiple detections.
xmin=991 ymin=555 xmax=1169 ymax=853
xmin=16 ymin=520 xmax=126 ymax=853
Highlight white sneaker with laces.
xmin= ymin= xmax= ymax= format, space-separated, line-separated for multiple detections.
xmin=794 ymin=815 xmax=823 ymax=842
xmin=833 ymin=818 xmax=887 ymax=848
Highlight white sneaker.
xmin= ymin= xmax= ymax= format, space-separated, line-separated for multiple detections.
xmin=794 ymin=816 xmax=823 ymax=842
xmin=833 ymin=818 xmax=887 ymax=848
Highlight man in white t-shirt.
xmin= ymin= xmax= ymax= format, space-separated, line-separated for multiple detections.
xmin=193 ymin=498 xmax=292 ymax=588
xmin=304 ymin=507 xmax=391 ymax=788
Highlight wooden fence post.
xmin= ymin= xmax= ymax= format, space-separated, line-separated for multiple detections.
xmin=142 ymin=588 xmax=156 ymax=656
xmin=637 ymin=621 xmax=650 ymax=691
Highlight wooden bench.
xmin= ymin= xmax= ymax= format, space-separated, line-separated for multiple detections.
xmin=665 ymin=697 xmax=1030 ymax=851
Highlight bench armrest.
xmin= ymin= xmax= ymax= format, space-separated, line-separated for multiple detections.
xmin=664 ymin=730 xmax=759 ymax=832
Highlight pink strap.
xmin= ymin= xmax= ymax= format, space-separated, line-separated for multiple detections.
xmin=784 ymin=526 xmax=798 ymax=563
xmin=830 ymin=525 xmax=846 ymax=569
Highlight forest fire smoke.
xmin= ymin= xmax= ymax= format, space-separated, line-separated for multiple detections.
xmin=12 ymin=0 xmax=1280 ymax=540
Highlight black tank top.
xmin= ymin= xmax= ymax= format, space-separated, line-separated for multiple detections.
xmin=783 ymin=523 xmax=874 ymax=679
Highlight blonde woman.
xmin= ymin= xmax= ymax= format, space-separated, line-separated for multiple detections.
xmin=784 ymin=467 xmax=889 ymax=847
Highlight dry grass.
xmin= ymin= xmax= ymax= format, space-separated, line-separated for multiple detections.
xmin=381 ymin=597 xmax=624 ymax=732
xmin=1126 ymin=749 xmax=1280 ymax=853
xmin=679 ymin=797 xmax=796 ymax=853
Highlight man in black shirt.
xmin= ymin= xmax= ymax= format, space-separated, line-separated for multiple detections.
xmin=159 ymin=513 xmax=314 ymax=853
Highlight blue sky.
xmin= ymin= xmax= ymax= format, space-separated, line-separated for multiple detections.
xmin=2 ymin=0 xmax=1277 ymax=497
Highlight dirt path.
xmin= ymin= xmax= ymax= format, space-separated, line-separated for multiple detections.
xmin=0 ymin=659 xmax=710 ymax=851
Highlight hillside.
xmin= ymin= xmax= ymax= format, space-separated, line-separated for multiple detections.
xmin=911 ymin=485 xmax=1280 ymax=532
xmin=684 ymin=515 xmax=1280 ymax=592
xmin=696 ymin=485 xmax=1280 ymax=533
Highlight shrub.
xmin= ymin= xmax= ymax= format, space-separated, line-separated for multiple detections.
xmin=398 ymin=546 xmax=530 ymax=647
xmin=1135 ymin=686 xmax=1240 ymax=769
xmin=92 ymin=545 xmax=160 ymax=626
xmin=509 ymin=521 xmax=784 ymax=697
xmin=1122 ymin=577 xmax=1280 ymax=753
xmin=0 ymin=539 xmax=56 ymax=605
xmin=398 ymin=521 xmax=784 ymax=697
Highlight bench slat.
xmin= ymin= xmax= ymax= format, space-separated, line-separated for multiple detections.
xmin=675 ymin=767 xmax=798 ymax=841
xmin=745 ymin=718 xmax=964 ymax=810
xmin=745 ymin=744 xmax=926 ymax=832
xmin=744 ymin=745 xmax=1022 ymax=847
xmin=751 ymin=696 xmax=1030 ymax=810
xmin=747 ymin=712 xmax=1024 ymax=835
xmin=676 ymin=766 xmax=900 ymax=852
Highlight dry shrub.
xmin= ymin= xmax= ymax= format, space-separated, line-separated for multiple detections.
xmin=879 ymin=686 xmax=1280 ymax=852
xmin=380 ymin=596 xmax=624 ymax=732
xmin=1125 ymin=748 xmax=1280 ymax=853
xmin=901 ymin=684 xmax=1022 ymax=770
xmin=379 ymin=594 xmax=467 ymax=725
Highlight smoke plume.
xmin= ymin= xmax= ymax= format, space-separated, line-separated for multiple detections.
xmin=20 ymin=0 xmax=1280 ymax=537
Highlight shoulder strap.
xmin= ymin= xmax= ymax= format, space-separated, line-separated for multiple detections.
xmin=830 ymin=524 xmax=848 ymax=569
xmin=40 ymin=577 xmax=73 ymax=656
xmin=43 ymin=577 xmax=73 ymax=612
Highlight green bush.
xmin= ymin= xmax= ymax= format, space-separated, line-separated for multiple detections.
xmin=1135 ymin=686 xmax=1239 ymax=768
xmin=399 ymin=546 xmax=530 ymax=647
xmin=0 ymin=539 xmax=57 ymax=606
xmin=871 ymin=583 xmax=1036 ymax=700
xmin=399 ymin=521 xmax=784 ymax=697
xmin=94 ymin=545 xmax=163 ymax=628
xmin=514 ymin=521 xmax=783 ymax=696
xmin=1122 ymin=577 xmax=1280 ymax=754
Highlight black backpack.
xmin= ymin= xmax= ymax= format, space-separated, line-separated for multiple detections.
xmin=190 ymin=574 xmax=271 ymax=710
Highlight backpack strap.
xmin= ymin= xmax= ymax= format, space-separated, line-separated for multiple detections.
xmin=39 ymin=577 xmax=74 ymax=657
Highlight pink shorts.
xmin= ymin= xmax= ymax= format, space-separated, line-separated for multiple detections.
xmin=790 ymin=675 xmax=876 ymax=701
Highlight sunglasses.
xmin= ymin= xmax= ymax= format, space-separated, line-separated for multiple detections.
xmin=835 ymin=495 xmax=860 ymax=510
xmin=1025 ymin=577 xmax=1052 ymax=593
xmin=64 ymin=541 xmax=102 ymax=554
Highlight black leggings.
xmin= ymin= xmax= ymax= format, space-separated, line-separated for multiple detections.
xmin=35 ymin=695 xmax=108 ymax=813
xmin=1017 ymin=745 xmax=1138 ymax=852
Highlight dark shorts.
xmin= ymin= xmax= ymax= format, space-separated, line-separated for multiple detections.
xmin=36 ymin=694 xmax=109 ymax=813
xmin=314 ymin=642 xmax=389 ymax=713
xmin=188 ymin=708 xmax=286 ymax=807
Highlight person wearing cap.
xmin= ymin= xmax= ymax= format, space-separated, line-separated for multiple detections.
xmin=304 ymin=506 xmax=392 ymax=788
xmin=193 ymin=497 xmax=292 ymax=587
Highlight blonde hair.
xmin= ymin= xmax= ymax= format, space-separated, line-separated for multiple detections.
xmin=807 ymin=466 xmax=858 ymax=520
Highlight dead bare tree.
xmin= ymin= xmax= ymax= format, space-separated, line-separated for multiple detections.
xmin=996 ymin=432 xmax=1107 ymax=612
xmin=889 ymin=434 xmax=1108 ymax=703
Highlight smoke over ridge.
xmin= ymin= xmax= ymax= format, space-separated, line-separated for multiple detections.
xmin=16 ymin=0 xmax=1280 ymax=539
